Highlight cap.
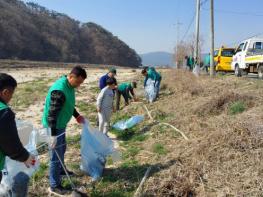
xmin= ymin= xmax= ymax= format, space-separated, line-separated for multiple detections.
xmin=109 ymin=68 xmax=117 ymax=75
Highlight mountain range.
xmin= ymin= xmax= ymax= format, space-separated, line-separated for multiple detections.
xmin=140 ymin=52 xmax=174 ymax=67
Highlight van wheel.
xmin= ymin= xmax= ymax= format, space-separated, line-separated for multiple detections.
xmin=258 ymin=65 xmax=263 ymax=79
xmin=235 ymin=65 xmax=242 ymax=77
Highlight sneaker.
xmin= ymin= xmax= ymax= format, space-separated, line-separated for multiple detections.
xmin=48 ymin=185 xmax=69 ymax=196
xmin=60 ymin=169 xmax=74 ymax=176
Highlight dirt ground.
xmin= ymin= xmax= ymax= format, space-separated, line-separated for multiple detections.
xmin=1 ymin=66 xmax=147 ymax=196
xmin=0 ymin=67 xmax=138 ymax=129
xmin=2 ymin=67 xmax=263 ymax=196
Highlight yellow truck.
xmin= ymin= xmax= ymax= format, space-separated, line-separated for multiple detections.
xmin=214 ymin=47 xmax=235 ymax=72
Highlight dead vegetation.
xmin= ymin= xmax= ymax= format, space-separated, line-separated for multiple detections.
xmin=195 ymin=91 xmax=255 ymax=116
xmin=142 ymin=69 xmax=263 ymax=196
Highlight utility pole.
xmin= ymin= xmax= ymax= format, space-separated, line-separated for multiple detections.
xmin=210 ymin=0 xmax=215 ymax=76
xmin=194 ymin=0 xmax=201 ymax=75
xmin=175 ymin=20 xmax=182 ymax=68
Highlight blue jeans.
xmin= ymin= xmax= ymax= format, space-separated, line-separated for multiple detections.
xmin=11 ymin=172 xmax=29 ymax=197
xmin=49 ymin=128 xmax=66 ymax=188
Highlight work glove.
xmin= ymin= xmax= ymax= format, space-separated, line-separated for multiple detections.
xmin=76 ymin=115 xmax=85 ymax=124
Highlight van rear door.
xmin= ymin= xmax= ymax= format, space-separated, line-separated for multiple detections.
xmin=221 ymin=49 xmax=235 ymax=71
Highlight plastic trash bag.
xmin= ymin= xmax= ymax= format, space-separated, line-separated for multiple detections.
xmin=193 ymin=64 xmax=200 ymax=76
xmin=36 ymin=127 xmax=53 ymax=145
xmin=0 ymin=176 xmax=11 ymax=197
xmin=16 ymin=120 xmax=33 ymax=146
xmin=80 ymin=120 xmax=114 ymax=181
xmin=0 ymin=121 xmax=40 ymax=196
xmin=112 ymin=115 xmax=144 ymax=131
xmin=145 ymin=79 xmax=158 ymax=103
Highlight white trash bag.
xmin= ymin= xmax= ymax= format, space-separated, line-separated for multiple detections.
xmin=80 ymin=120 xmax=115 ymax=181
xmin=16 ymin=120 xmax=33 ymax=146
xmin=193 ymin=64 xmax=200 ymax=76
xmin=145 ymin=79 xmax=158 ymax=103
xmin=0 ymin=120 xmax=40 ymax=196
xmin=36 ymin=127 xmax=53 ymax=145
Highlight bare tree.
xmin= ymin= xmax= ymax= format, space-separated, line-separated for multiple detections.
xmin=173 ymin=41 xmax=188 ymax=69
xmin=173 ymin=34 xmax=204 ymax=68
xmin=173 ymin=33 xmax=205 ymax=68
xmin=187 ymin=33 xmax=204 ymax=65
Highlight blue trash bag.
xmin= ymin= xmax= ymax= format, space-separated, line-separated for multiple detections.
xmin=80 ymin=120 xmax=114 ymax=181
xmin=0 ymin=120 xmax=40 ymax=196
xmin=145 ymin=79 xmax=158 ymax=103
xmin=112 ymin=115 xmax=144 ymax=131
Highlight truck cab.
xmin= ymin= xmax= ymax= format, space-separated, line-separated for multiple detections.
xmin=231 ymin=36 xmax=263 ymax=77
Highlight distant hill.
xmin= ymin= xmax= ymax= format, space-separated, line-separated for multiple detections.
xmin=140 ymin=52 xmax=174 ymax=67
xmin=0 ymin=0 xmax=141 ymax=67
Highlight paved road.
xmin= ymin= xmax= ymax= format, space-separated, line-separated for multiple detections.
xmin=213 ymin=72 xmax=261 ymax=80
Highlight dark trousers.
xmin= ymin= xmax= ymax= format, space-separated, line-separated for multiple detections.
xmin=116 ymin=90 xmax=121 ymax=111
xmin=0 ymin=171 xmax=2 ymax=182
xmin=116 ymin=90 xmax=129 ymax=110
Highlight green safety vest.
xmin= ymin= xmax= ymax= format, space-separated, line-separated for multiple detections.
xmin=42 ymin=76 xmax=75 ymax=129
xmin=0 ymin=101 xmax=8 ymax=170
xmin=118 ymin=82 xmax=132 ymax=92
xmin=147 ymin=69 xmax=161 ymax=81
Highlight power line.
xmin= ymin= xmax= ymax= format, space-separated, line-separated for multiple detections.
xmin=181 ymin=0 xmax=208 ymax=42
xmin=224 ymin=33 xmax=263 ymax=47
xmin=202 ymin=8 xmax=263 ymax=17
xmin=181 ymin=14 xmax=195 ymax=41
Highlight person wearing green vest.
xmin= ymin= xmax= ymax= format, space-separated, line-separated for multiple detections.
xmin=204 ymin=53 xmax=211 ymax=73
xmin=0 ymin=73 xmax=35 ymax=196
xmin=142 ymin=67 xmax=162 ymax=99
xmin=42 ymin=66 xmax=86 ymax=196
xmin=186 ymin=56 xmax=194 ymax=71
xmin=116 ymin=81 xmax=137 ymax=111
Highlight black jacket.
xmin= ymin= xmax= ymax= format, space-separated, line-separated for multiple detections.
xmin=48 ymin=90 xmax=79 ymax=136
xmin=0 ymin=105 xmax=29 ymax=162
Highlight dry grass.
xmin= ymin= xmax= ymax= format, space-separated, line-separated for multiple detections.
xmin=141 ymin=69 xmax=263 ymax=196
xmin=195 ymin=91 xmax=255 ymax=116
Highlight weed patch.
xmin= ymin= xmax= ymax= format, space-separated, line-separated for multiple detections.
xmin=122 ymin=146 xmax=141 ymax=159
xmin=152 ymin=143 xmax=167 ymax=155
xmin=31 ymin=162 xmax=48 ymax=182
xmin=229 ymin=101 xmax=246 ymax=115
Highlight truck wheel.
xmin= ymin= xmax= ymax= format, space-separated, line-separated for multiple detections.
xmin=235 ymin=65 xmax=242 ymax=77
xmin=242 ymin=70 xmax=248 ymax=76
xmin=258 ymin=65 xmax=263 ymax=79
